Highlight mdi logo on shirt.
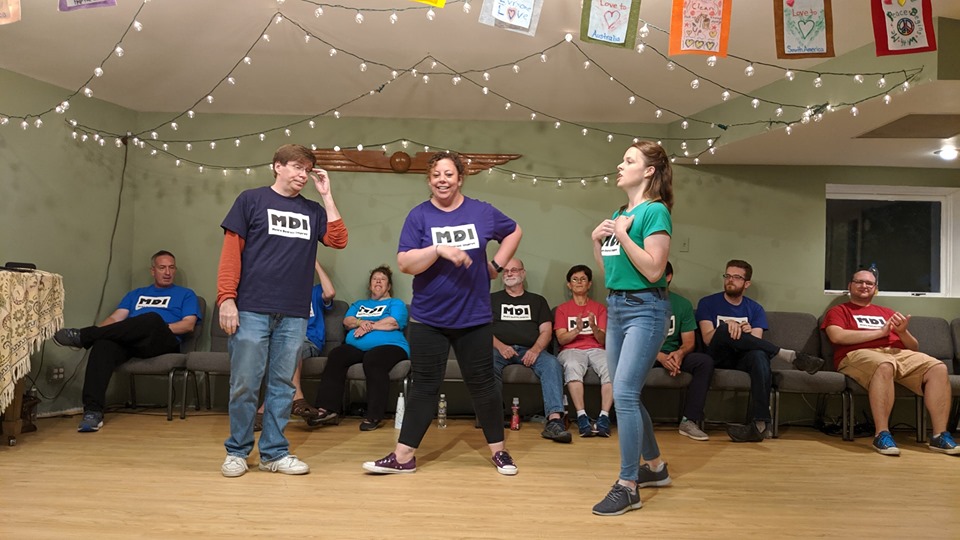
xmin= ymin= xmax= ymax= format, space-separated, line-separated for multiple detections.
xmin=853 ymin=314 xmax=886 ymax=329
xmin=600 ymin=235 xmax=621 ymax=257
xmin=268 ymin=209 xmax=311 ymax=240
xmin=136 ymin=296 xmax=171 ymax=310
xmin=431 ymin=224 xmax=480 ymax=251
xmin=357 ymin=305 xmax=387 ymax=318
xmin=566 ymin=317 xmax=592 ymax=334
xmin=500 ymin=304 xmax=531 ymax=321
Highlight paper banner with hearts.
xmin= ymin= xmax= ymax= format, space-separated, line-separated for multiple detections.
xmin=579 ymin=0 xmax=641 ymax=49
xmin=480 ymin=0 xmax=542 ymax=35
xmin=872 ymin=0 xmax=937 ymax=56
xmin=774 ymin=0 xmax=835 ymax=59
xmin=669 ymin=0 xmax=732 ymax=57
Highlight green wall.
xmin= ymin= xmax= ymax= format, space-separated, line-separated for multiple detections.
xmin=3 ymin=67 xmax=958 ymax=416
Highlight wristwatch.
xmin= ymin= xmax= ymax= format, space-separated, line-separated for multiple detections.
xmin=491 ymin=259 xmax=503 ymax=273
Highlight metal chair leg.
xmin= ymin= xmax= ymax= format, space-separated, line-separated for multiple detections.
xmin=915 ymin=395 xmax=926 ymax=443
xmin=166 ymin=370 xmax=175 ymax=421
xmin=772 ymin=389 xmax=781 ymax=439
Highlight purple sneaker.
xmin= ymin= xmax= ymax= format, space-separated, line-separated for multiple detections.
xmin=362 ymin=452 xmax=416 ymax=474
xmin=492 ymin=450 xmax=518 ymax=476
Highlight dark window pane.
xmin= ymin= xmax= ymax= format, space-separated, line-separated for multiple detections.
xmin=825 ymin=199 xmax=940 ymax=292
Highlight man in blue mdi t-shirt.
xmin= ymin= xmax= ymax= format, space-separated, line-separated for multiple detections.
xmin=52 ymin=250 xmax=202 ymax=433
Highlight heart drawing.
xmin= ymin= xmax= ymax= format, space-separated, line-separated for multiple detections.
xmin=507 ymin=7 xmax=516 ymax=20
xmin=603 ymin=10 xmax=621 ymax=30
xmin=797 ymin=19 xmax=815 ymax=39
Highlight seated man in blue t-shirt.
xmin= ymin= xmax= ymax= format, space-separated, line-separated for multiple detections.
xmin=53 ymin=251 xmax=202 ymax=433
xmin=695 ymin=259 xmax=823 ymax=443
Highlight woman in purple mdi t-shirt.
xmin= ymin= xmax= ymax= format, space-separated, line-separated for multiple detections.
xmin=362 ymin=151 xmax=523 ymax=477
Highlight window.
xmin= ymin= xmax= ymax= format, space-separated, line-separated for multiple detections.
xmin=825 ymin=185 xmax=958 ymax=297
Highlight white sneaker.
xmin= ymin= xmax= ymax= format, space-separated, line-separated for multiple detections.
xmin=221 ymin=455 xmax=248 ymax=478
xmin=259 ymin=455 xmax=310 ymax=475
xmin=678 ymin=420 xmax=709 ymax=441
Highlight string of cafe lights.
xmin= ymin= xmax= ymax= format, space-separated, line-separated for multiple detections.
xmin=1 ymin=0 xmax=928 ymax=170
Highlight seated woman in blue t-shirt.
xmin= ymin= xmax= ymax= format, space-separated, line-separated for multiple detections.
xmin=308 ymin=265 xmax=410 ymax=431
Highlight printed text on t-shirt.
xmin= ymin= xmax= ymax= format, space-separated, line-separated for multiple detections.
xmin=268 ymin=209 xmax=311 ymax=240
xmin=500 ymin=304 xmax=532 ymax=321
xmin=135 ymin=296 xmax=171 ymax=310
xmin=431 ymin=224 xmax=480 ymax=250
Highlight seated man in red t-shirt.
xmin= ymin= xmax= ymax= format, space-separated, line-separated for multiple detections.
xmin=822 ymin=269 xmax=957 ymax=457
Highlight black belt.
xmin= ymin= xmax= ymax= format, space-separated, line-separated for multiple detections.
xmin=608 ymin=287 xmax=667 ymax=298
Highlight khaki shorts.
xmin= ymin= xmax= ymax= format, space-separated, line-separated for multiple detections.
xmin=838 ymin=348 xmax=942 ymax=394
xmin=557 ymin=348 xmax=611 ymax=385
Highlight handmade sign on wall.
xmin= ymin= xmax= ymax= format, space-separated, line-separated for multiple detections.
xmin=669 ymin=0 xmax=733 ymax=57
xmin=579 ymin=0 xmax=641 ymax=49
xmin=312 ymin=149 xmax=522 ymax=176
xmin=0 ymin=0 xmax=20 ymax=25
xmin=871 ymin=0 xmax=936 ymax=56
xmin=774 ymin=0 xmax=834 ymax=59
xmin=479 ymin=0 xmax=543 ymax=37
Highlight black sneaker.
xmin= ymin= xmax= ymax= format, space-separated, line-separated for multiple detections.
xmin=636 ymin=463 xmax=672 ymax=488
xmin=541 ymin=418 xmax=572 ymax=443
xmin=305 ymin=409 xmax=339 ymax=427
xmin=359 ymin=419 xmax=381 ymax=431
xmin=592 ymin=483 xmax=641 ymax=516
xmin=53 ymin=328 xmax=83 ymax=348
xmin=727 ymin=422 xmax=764 ymax=442
xmin=793 ymin=352 xmax=825 ymax=375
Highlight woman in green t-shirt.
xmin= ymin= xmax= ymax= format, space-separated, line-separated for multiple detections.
xmin=590 ymin=141 xmax=674 ymax=516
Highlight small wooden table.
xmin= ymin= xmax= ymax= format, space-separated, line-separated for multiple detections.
xmin=0 ymin=269 xmax=64 ymax=445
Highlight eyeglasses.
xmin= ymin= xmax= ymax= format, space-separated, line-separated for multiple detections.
xmin=570 ymin=277 xmax=589 ymax=283
xmin=851 ymin=279 xmax=876 ymax=288
xmin=503 ymin=267 xmax=524 ymax=274
xmin=285 ymin=162 xmax=312 ymax=173
xmin=722 ymin=273 xmax=746 ymax=282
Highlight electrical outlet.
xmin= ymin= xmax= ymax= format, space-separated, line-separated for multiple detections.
xmin=46 ymin=366 xmax=65 ymax=383
xmin=679 ymin=237 xmax=690 ymax=252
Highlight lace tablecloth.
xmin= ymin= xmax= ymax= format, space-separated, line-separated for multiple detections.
xmin=0 ymin=270 xmax=64 ymax=413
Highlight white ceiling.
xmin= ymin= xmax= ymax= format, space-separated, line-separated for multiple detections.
xmin=0 ymin=0 xmax=957 ymax=169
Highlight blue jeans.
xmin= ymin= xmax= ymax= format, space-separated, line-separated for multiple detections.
xmin=492 ymin=346 xmax=565 ymax=416
xmin=224 ymin=311 xmax=307 ymax=463
xmin=606 ymin=290 xmax=671 ymax=482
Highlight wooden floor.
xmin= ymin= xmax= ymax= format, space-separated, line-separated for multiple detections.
xmin=2 ymin=412 xmax=958 ymax=539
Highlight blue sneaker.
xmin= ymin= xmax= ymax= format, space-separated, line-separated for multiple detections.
xmin=595 ymin=414 xmax=611 ymax=437
xmin=77 ymin=411 xmax=103 ymax=433
xmin=928 ymin=431 xmax=960 ymax=455
xmin=577 ymin=414 xmax=595 ymax=437
xmin=872 ymin=430 xmax=900 ymax=456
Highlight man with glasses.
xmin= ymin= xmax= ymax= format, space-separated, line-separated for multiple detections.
xmin=696 ymin=259 xmax=824 ymax=442
xmin=217 ymin=144 xmax=348 ymax=477
xmin=822 ymin=269 xmax=957 ymax=456
xmin=554 ymin=264 xmax=613 ymax=437
xmin=492 ymin=258 xmax=572 ymax=443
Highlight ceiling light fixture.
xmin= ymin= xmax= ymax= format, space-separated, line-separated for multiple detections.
xmin=935 ymin=147 xmax=958 ymax=160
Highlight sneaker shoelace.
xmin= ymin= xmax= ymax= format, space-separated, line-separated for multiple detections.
xmin=495 ymin=452 xmax=514 ymax=467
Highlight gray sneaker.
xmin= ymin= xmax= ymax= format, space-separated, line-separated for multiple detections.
xmin=77 ymin=410 xmax=103 ymax=432
xmin=54 ymin=328 xmax=83 ymax=348
xmin=592 ymin=483 xmax=642 ymax=516
xmin=636 ymin=463 xmax=672 ymax=488
xmin=678 ymin=420 xmax=709 ymax=441
xmin=793 ymin=352 xmax=825 ymax=375
xmin=541 ymin=418 xmax=572 ymax=443
xmin=259 ymin=455 xmax=310 ymax=475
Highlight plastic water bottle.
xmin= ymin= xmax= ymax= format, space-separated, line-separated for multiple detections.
xmin=869 ymin=262 xmax=879 ymax=284
xmin=437 ymin=393 xmax=447 ymax=429
xmin=561 ymin=394 xmax=569 ymax=428
xmin=510 ymin=397 xmax=521 ymax=431
xmin=28 ymin=386 xmax=39 ymax=424
xmin=394 ymin=393 xmax=404 ymax=430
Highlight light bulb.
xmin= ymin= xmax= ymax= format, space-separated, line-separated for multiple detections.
xmin=681 ymin=141 xmax=688 ymax=150
xmin=452 ymin=76 xmax=461 ymax=85
xmin=581 ymin=128 xmax=588 ymax=136
xmin=556 ymin=180 xmax=563 ymax=189
xmin=209 ymin=141 xmax=217 ymax=149
xmin=603 ymin=176 xmax=609 ymax=185
xmin=655 ymin=109 xmax=663 ymax=118
xmin=133 ymin=20 xmax=143 ymax=31
xmin=227 ymin=77 xmax=236 ymax=85
xmin=775 ymin=106 xmax=783 ymax=117
xmin=721 ymin=90 xmax=731 ymax=101
xmin=360 ymin=63 xmax=367 ymax=72
xmin=690 ymin=79 xmax=700 ymax=89
xmin=402 ymin=140 xmax=409 ymax=148
xmin=850 ymin=106 xmax=859 ymax=117
xmin=681 ymin=120 xmax=689 ymax=129
xmin=426 ymin=8 xmax=435 ymax=21
xmin=162 ymin=143 xmax=168 ymax=151
xmin=262 ymin=34 xmax=270 ymax=42
xmin=411 ymin=69 xmax=418 ymax=78
xmin=334 ymin=111 xmax=341 ymax=118
xmin=706 ymin=55 xmax=717 ymax=67
xmin=187 ymin=110 xmax=195 ymax=118
xmin=391 ymin=70 xmax=398 ymax=79
xmin=628 ymin=96 xmax=636 ymax=105
xmin=530 ymin=113 xmax=536 ymax=120
xmin=284 ymin=129 xmax=291 ymax=137
xmin=883 ymin=94 xmax=892 ymax=105
xmin=666 ymin=62 xmax=675 ymax=71
xmin=751 ymin=98 xmax=760 ymax=108
xmin=357 ymin=144 xmax=363 ymax=151
xmin=235 ymin=139 xmax=241 ymax=147
xmin=482 ymin=86 xmax=488 ymax=95
xmin=150 ymin=131 xmax=158 ymax=139
xmin=114 ymin=46 xmax=124 ymax=57
xmin=785 ymin=125 xmax=793 ymax=135
xmin=355 ymin=11 xmax=364 ymax=24
xmin=902 ymin=81 xmax=910 ymax=91
xmin=422 ymin=75 xmax=430 ymax=84
xmin=170 ymin=122 xmax=178 ymax=130
xmin=532 ymin=178 xmax=537 ymax=186
xmin=813 ymin=76 xmax=822 ymax=88
xmin=565 ymin=33 xmax=573 ymax=42
xmin=512 ymin=64 xmax=520 ymax=74
xmin=583 ymin=61 xmax=591 ymax=69
xmin=639 ymin=23 xmax=649 ymax=38
xmin=504 ymin=102 xmax=511 ymax=110
xmin=607 ymin=134 xmax=614 ymax=142
xmin=206 ymin=95 xmax=214 ymax=104
xmin=185 ymin=143 xmax=192 ymax=151
xmin=259 ymin=133 xmax=265 ymax=141
xmin=483 ymin=72 xmax=490 ymax=81
xmin=94 ymin=67 xmax=104 ymax=77
xmin=744 ymin=64 xmax=755 ymax=77
xmin=198 ymin=166 xmax=203 ymax=173
xmin=540 ymin=53 xmax=547 ymax=63
xmin=333 ymin=146 xmax=340 ymax=152
xmin=636 ymin=43 xmax=645 ymax=53
xmin=390 ymin=12 xmax=398 ymax=24
xmin=304 ymin=34 xmax=310 ymax=43
xmin=83 ymin=87 xmax=93 ymax=98
xmin=315 ymin=7 xmax=323 ymax=16
xmin=937 ymin=147 xmax=959 ymax=160
xmin=329 ymin=48 xmax=337 ymax=57
xmin=34 ymin=118 xmax=43 ymax=128
xmin=554 ymin=121 xmax=561 ymax=129
xmin=463 ymin=2 xmax=472 ymax=14
xmin=60 ymin=101 xmax=69 ymax=111
xmin=114 ymin=138 xmax=122 ymax=147
xmin=854 ymin=74 xmax=864 ymax=84
xmin=785 ymin=70 xmax=795 ymax=81
xmin=877 ymin=76 xmax=886 ymax=88
xmin=243 ymin=56 xmax=252 ymax=64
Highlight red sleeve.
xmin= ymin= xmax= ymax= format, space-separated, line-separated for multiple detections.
xmin=322 ymin=218 xmax=348 ymax=249
xmin=217 ymin=231 xmax=245 ymax=307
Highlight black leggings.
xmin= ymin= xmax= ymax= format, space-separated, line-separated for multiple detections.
xmin=314 ymin=344 xmax=407 ymax=421
xmin=399 ymin=322 xmax=504 ymax=448
xmin=80 ymin=312 xmax=181 ymax=412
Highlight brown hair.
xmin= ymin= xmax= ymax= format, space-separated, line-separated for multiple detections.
xmin=370 ymin=265 xmax=394 ymax=293
xmin=726 ymin=259 xmax=753 ymax=281
xmin=426 ymin=150 xmax=465 ymax=179
xmin=272 ymin=144 xmax=317 ymax=178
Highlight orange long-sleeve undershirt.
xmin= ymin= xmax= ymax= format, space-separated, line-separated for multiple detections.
xmin=216 ymin=219 xmax=347 ymax=307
